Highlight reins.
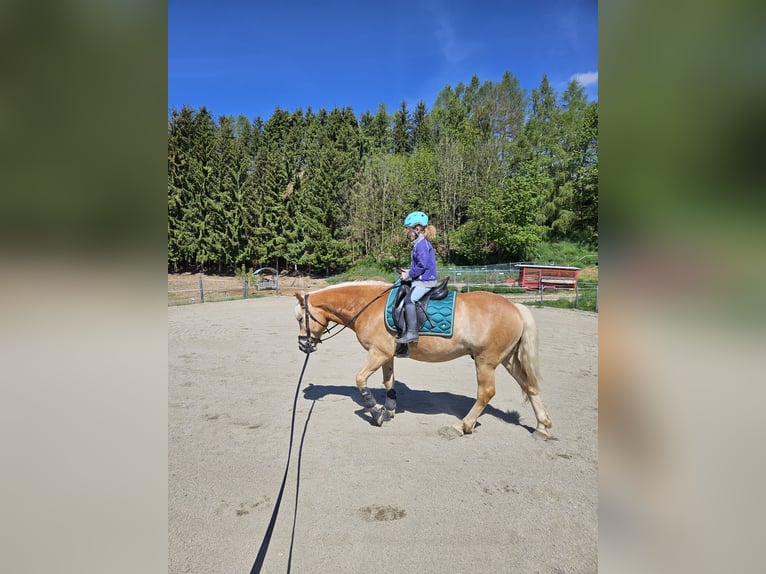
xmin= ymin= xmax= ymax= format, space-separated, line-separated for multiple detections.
xmin=305 ymin=282 xmax=399 ymax=345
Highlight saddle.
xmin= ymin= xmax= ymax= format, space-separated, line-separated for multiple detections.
xmin=389 ymin=276 xmax=453 ymax=336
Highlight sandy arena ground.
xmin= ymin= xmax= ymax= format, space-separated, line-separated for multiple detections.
xmin=169 ymin=294 xmax=597 ymax=573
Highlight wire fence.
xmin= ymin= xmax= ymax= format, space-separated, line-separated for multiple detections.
xmin=169 ymin=266 xmax=597 ymax=311
xmin=167 ymin=274 xmax=313 ymax=306
xmin=441 ymin=263 xmax=598 ymax=311
xmin=445 ymin=281 xmax=598 ymax=312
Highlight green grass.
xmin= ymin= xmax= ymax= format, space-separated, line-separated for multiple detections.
xmin=527 ymin=288 xmax=599 ymax=312
xmin=531 ymin=240 xmax=598 ymax=268
xmin=326 ymin=258 xmax=398 ymax=284
xmin=459 ymin=285 xmax=527 ymax=294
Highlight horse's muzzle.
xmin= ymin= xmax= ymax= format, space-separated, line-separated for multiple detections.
xmin=298 ymin=336 xmax=317 ymax=354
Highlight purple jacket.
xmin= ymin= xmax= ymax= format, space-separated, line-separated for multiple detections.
xmin=407 ymin=235 xmax=437 ymax=282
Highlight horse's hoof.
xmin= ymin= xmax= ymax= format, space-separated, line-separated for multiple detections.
xmin=438 ymin=424 xmax=464 ymax=440
xmin=371 ymin=406 xmax=390 ymax=426
xmin=533 ymin=429 xmax=556 ymax=441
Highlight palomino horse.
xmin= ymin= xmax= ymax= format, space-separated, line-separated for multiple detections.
xmin=294 ymin=281 xmax=553 ymax=437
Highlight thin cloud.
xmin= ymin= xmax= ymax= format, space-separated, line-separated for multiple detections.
xmin=433 ymin=11 xmax=464 ymax=63
xmin=571 ymin=71 xmax=598 ymax=87
xmin=421 ymin=0 xmax=474 ymax=64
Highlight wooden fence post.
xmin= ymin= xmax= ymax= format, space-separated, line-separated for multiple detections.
xmin=199 ymin=275 xmax=204 ymax=303
xmin=242 ymin=277 xmax=248 ymax=299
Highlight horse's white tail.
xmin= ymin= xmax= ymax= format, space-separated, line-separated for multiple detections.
xmin=509 ymin=303 xmax=542 ymax=399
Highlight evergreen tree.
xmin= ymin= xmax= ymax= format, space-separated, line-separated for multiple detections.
xmin=233 ymin=114 xmax=254 ymax=151
xmin=432 ymin=84 xmax=467 ymax=139
xmin=295 ymin=107 xmax=360 ymax=272
xmin=392 ymin=100 xmax=413 ymax=154
xmin=523 ymin=75 xmax=568 ymax=235
xmin=371 ymin=103 xmax=392 ymax=153
xmin=167 ymin=68 xmax=597 ymax=273
xmin=411 ymin=100 xmax=432 ymax=150
xmin=167 ymin=105 xmax=196 ymax=270
xmin=250 ymin=107 xmax=292 ymax=267
xmin=209 ymin=115 xmax=236 ymax=271
xmin=568 ymin=100 xmax=598 ymax=241
xmin=218 ymin=115 xmax=255 ymax=266
xmin=183 ymin=107 xmax=217 ymax=270
xmin=358 ymin=110 xmax=376 ymax=158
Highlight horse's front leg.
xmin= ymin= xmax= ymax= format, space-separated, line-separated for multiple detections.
xmin=381 ymin=358 xmax=396 ymax=420
xmin=356 ymin=348 xmax=393 ymax=426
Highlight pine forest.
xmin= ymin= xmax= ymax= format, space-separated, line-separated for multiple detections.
xmin=168 ymin=72 xmax=597 ymax=274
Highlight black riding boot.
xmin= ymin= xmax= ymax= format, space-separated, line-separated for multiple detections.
xmin=395 ymin=302 xmax=420 ymax=344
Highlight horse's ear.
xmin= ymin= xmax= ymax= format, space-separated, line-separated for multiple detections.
xmin=294 ymin=291 xmax=305 ymax=307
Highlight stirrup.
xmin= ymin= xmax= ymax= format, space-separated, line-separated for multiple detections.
xmin=394 ymin=343 xmax=409 ymax=358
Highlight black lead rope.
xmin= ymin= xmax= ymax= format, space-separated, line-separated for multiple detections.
xmin=286 ymin=398 xmax=316 ymax=572
xmin=249 ymin=350 xmax=311 ymax=574
xmin=250 ymin=282 xmax=399 ymax=573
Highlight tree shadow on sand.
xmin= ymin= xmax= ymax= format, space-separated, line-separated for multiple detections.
xmin=302 ymin=381 xmax=535 ymax=433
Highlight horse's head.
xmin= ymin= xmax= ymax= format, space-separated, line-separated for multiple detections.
xmin=294 ymin=291 xmax=327 ymax=354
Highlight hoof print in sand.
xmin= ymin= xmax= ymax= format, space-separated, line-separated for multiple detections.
xmin=359 ymin=504 xmax=406 ymax=522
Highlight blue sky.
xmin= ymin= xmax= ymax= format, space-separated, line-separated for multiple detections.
xmin=168 ymin=0 xmax=597 ymax=120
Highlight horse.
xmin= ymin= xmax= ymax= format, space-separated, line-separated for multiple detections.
xmin=294 ymin=280 xmax=553 ymax=437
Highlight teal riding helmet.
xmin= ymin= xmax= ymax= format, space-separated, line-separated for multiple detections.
xmin=403 ymin=211 xmax=428 ymax=227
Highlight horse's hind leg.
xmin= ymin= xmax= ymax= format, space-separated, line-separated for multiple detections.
xmin=461 ymin=358 xmax=498 ymax=434
xmin=503 ymin=356 xmax=553 ymax=437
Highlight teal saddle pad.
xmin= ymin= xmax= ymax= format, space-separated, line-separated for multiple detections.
xmin=384 ymin=289 xmax=456 ymax=337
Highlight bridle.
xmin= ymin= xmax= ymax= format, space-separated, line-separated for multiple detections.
xmin=298 ymin=294 xmax=329 ymax=353
xmin=298 ymin=283 xmax=398 ymax=354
